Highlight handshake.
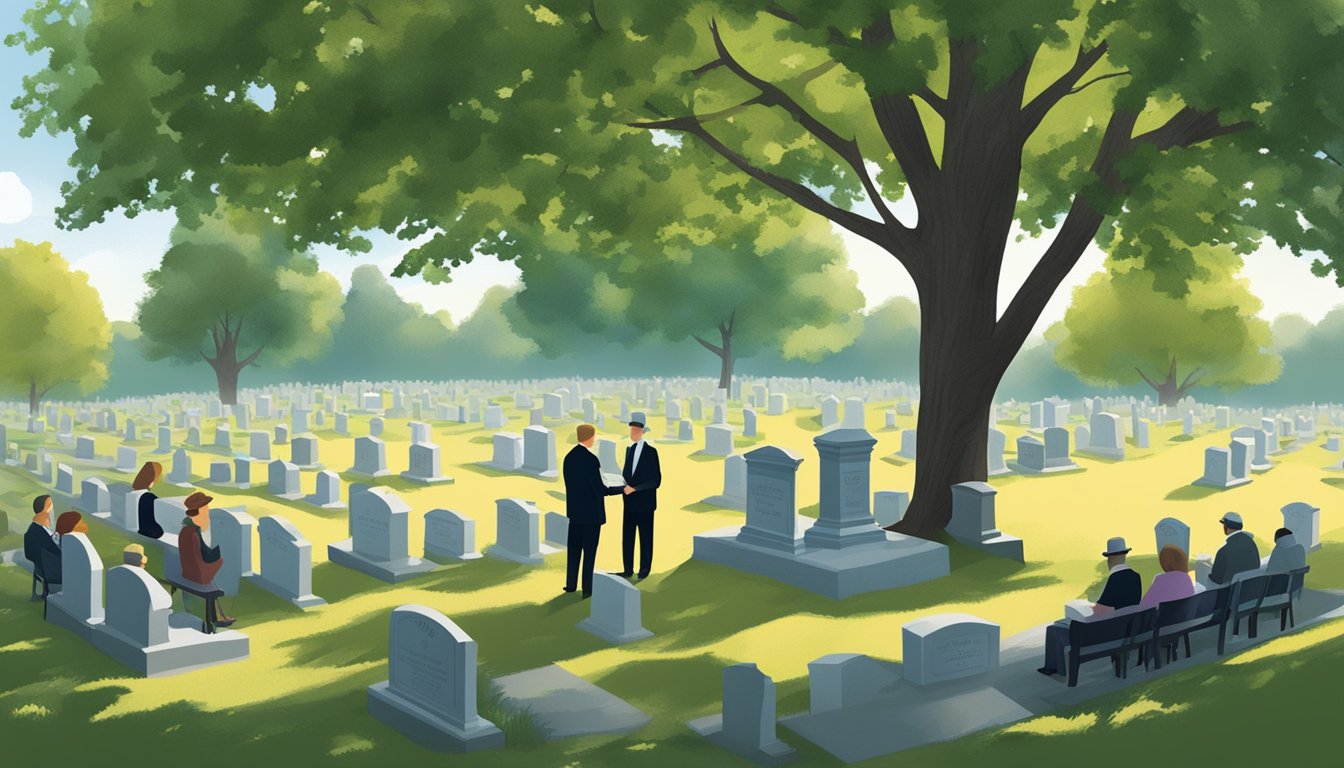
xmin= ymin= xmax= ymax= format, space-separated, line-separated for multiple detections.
xmin=623 ymin=485 xmax=635 ymax=496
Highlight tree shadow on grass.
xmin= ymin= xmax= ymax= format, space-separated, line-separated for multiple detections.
xmin=1321 ymin=477 xmax=1344 ymax=491
xmin=794 ymin=414 xmax=822 ymax=432
xmin=639 ymin=545 xmax=1058 ymax=650
xmin=1164 ymin=484 xmax=1222 ymax=501
xmin=1169 ymin=434 xmax=1195 ymax=443
xmin=311 ymin=554 xmax=532 ymax=605
xmin=457 ymin=462 xmax=517 ymax=479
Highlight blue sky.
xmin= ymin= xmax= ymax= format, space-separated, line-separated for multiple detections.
xmin=0 ymin=2 xmax=1339 ymax=331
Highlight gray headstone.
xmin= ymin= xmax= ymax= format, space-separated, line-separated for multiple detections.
xmin=901 ymin=613 xmax=1000 ymax=685
xmin=1154 ymin=517 xmax=1191 ymax=556
xmin=104 ymin=565 xmax=171 ymax=648
xmin=737 ymin=446 xmax=804 ymax=554
xmin=805 ymin=429 xmax=884 ymax=550
xmin=209 ymin=506 xmax=256 ymax=596
xmin=255 ymin=515 xmax=324 ymax=607
xmin=424 ymin=509 xmax=481 ymax=560
xmin=578 ymin=573 xmax=653 ymax=644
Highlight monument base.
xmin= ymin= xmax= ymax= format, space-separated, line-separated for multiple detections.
xmin=1076 ymin=447 xmax=1125 ymax=460
xmin=91 ymin=614 xmax=249 ymax=676
xmin=345 ymin=469 xmax=394 ymax=479
xmin=518 ymin=467 xmax=559 ymax=480
xmin=688 ymin=714 xmax=797 ymax=765
xmin=1250 ymin=462 xmax=1274 ymax=473
xmin=486 ymin=542 xmax=561 ymax=566
xmin=476 ymin=461 xmax=523 ymax=474
xmin=1005 ymin=461 xmax=1084 ymax=475
xmin=302 ymin=495 xmax=346 ymax=510
xmin=700 ymin=494 xmax=746 ymax=511
xmin=245 ymin=573 xmax=326 ymax=609
xmin=578 ymin=618 xmax=653 ymax=645
xmin=1192 ymin=476 xmax=1253 ymax=490
xmin=425 ymin=549 xmax=484 ymax=562
xmin=692 ymin=520 xmax=949 ymax=599
xmin=367 ymin=681 xmax=504 ymax=752
xmin=400 ymin=471 xmax=455 ymax=485
xmin=327 ymin=539 xmax=439 ymax=583
xmin=948 ymin=532 xmax=1025 ymax=563
xmin=45 ymin=599 xmax=101 ymax=643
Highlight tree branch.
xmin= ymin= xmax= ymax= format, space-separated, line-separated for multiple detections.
xmin=1135 ymin=367 xmax=1160 ymax=390
xmin=238 ymin=344 xmax=266 ymax=370
xmin=1068 ymin=70 xmax=1130 ymax=95
xmin=693 ymin=334 xmax=724 ymax=357
xmin=1021 ymin=42 xmax=1110 ymax=138
xmin=1133 ymin=106 xmax=1254 ymax=150
xmin=1178 ymin=366 xmax=1204 ymax=391
xmin=865 ymin=15 xmax=940 ymax=224
xmin=913 ymin=86 xmax=947 ymax=117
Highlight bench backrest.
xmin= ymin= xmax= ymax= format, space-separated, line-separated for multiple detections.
xmin=1231 ymin=574 xmax=1273 ymax=613
xmin=1070 ymin=607 xmax=1156 ymax=651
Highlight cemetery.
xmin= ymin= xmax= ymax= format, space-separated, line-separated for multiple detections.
xmin=1 ymin=2 xmax=1342 ymax=766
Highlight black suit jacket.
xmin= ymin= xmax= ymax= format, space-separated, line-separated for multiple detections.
xmin=563 ymin=445 xmax=621 ymax=526
xmin=622 ymin=442 xmax=662 ymax=515
xmin=23 ymin=522 xmax=61 ymax=577
xmin=1096 ymin=566 xmax=1142 ymax=610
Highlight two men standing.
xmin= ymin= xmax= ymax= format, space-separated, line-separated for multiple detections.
xmin=561 ymin=413 xmax=663 ymax=597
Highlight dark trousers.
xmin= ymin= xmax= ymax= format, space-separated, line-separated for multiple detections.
xmin=622 ymin=510 xmax=655 ymax=576
xmin=1041 ymin=621 xmax=1070 ymax=673
xmin=565 ymin=523 xmax=602 ymax=595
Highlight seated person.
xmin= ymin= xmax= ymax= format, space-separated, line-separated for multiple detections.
xmin=1265 ymin=527 xmax=1307 ymax=574
xmin=1209 ymin=512 xmax=1260 ymax=585
xmin=54 ymin=510 xmax=88 ymax=543
xmin=23 ymin=495 xmax=62 ymax=586
xmin=133 ymin=461 xmax=165 ymax=539
xmin=177 ymin=492 xmax=235 ymax=627
xmin=1038 ymin=537 xmax=1142 ymax=677
xmin=123 ymin=543 xmax=149 ymax=569
xmin=1139 ymin=545 xmax=1196 ymax=609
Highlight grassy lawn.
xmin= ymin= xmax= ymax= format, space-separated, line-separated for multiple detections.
xmin=1 ymin=400 xmax=1341 ymax=766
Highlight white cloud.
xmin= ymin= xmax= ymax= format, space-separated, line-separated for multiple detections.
xmin=0 ymin=170 xmax=34 ymax=224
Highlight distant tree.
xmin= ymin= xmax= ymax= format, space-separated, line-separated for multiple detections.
xmin=1048 ymin=245 xmax=1280 ymax=407
xmin=508 ymin=207 xmax=863 ymax=389
xmin=136 ymin=210 xmax=343 ymax=404
xmin=0 ymin=240 xmax=111 ymax=411
xmin=1243 ymin=306 xmax=1344 ymax=406
xmin=744 ymin=296 xmax=920 ymax=382
xmin=1270 ymin=314 xmax=1313 ymax=352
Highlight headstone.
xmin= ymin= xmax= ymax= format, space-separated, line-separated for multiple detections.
xmin=166 ymin=448 xmax=193 ymax=486
xmin=1281 ymin=502 xmax=1321 ymax=552
xmin=233 ymin=457 xmax=252 ymax=488
xmin=767 ymin=393 xmax=787 ymax=415
xmin=424 ymin=509 xmax=482 ymax=561
xmin=308 ymin=470 xmax=344 ymax=509
xmin=807 ymin=653 xmax=898 ymax=715
xmin=328 ymin=487 xmax=436 ymax=583
xmin=209 ymin=461 xmax=232 ymax=484
xmin=335 ymin=412 xmax=349 ymax=435
xmin=521 ymin=426 xmax=558 ymax=478
xmin=251 ymin=516 xmax=325 ymax=608
xmin=820 ymin=395 xmax=840 ymax=429
xmin=1013 ymin=435 xmax=1045 ymax=472
xmin=578 ymin=573 xmax=653 ymax=644
xmin=76 ymin=436 xmax=96 ymax=460
xmin=102 ymin=565 xmax=171 ymax=648
xmin=47 ymin=533 xmax=104 ymax=636
xmin=1154 ymin=517 xmax=1191 ymax=557
xmin=215 ymin=424 xmax=232 ymax=451
xmin=351 ymin=436 xmax=392 ymax=477
xmin=743 ymin=408 xmax=757 ymax=438
xmin=703 ymin=663 xmax=794 ymax=762
xmin=209 ymin=506 xmax=256 ymax=595
xmin=409 ymin=421 xmax=431 ymax=444
xmin=1083 ymin=412 xmax=1124 ymax=459
xmin=490 ymin=432 xmax=524 ymax=471
xmin=805 ymin=429 xmax=885 ymax=550
xmin=402 ymin=442 xmax=453 ymax=484
xmin=897 ymin=429 xmax=917 ymax=459
xmin=679 ymin=419 xmax=694 ymax=442
xmin=873 ymin=490 xmax=909 ymax=527
xmin=249 ymin=430 xmax=271 ymax=461
xmin=1042 ymin=427 xmax=1075 ymax=468
xmin=1194 ymin=447 xmax=1244 ymax=489
xmin=78 ymin=477 xmax=111 ymax=517
xmin=901 ymin=614 xmax=1001 ymax=685
xmin=115 ymin=446 xmax=138 ymax=473
xmin=490 ymin=498 xmax=549 ymax=565
xmin=544 ymin=393 xmax=564 ymax=419
xmin=946 ymin=482 xmax=1024 ymax=561
xmin=154 ymin=426 xmax=172 ymax=454
xmin=987 ymin=428 xmax=1009 ymax=475
xmin=370 ymin=417 xmax=385 ymax=437
xmin=267 ymin=459 xmax=302 ymax=500
xmin=704 ymin=423 xmax=735 ymax=456
xmin=736 ymin=446 xmax=805 ymax=554
xmin=291 ymin=434 xmax=319 ymax=468
xmin=366 ymin=605 xmax=504 ymax=751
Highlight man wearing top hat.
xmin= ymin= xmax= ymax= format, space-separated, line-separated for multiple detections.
xmin=616 ymin=412 xmax=662 ymax=580
xmin=1037 ymin=536 xmax=1143 ymax=678
xmin=1209 ymin=511 xmax=1260 ymax=585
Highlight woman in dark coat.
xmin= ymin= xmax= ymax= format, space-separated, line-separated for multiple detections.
xmin=133 ymin=461 xmax=165 ymax=539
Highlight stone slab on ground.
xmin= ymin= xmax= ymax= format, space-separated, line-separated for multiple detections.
xmin=494 ymin=664 xmax=651 ymax=739
xmin=91 ymin=612 xmax=250 ymax=677
xmin=327 ymin=538 xmax=439 ymax=583
xmin=367 ymin=681 xmax=505 ymax=752
xmin=692 ymin=518 xmax=949 ymax=599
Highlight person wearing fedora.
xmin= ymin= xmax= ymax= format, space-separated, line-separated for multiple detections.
xmin=1210 ymin=511 xmax=1260 ymax=585
xmin=1037 ymin=536 xmax=1143 ymax=678
xmin=616 ymin=412 xmax=661 ymax=580
xmin=177 ymin=491 xmax=235 ymax=627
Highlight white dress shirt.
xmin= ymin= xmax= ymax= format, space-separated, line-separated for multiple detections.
xmin=630 ymin=439 xmax=646 ymax=474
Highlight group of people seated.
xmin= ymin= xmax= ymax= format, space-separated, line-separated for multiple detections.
xmin=1038 ymin=511 xmax=1309 ymax=678
xmin=23 ymin=460 xmax=237 ymax=628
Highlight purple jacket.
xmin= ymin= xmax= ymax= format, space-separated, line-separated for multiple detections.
xmin=1139 ymin=570 xmax=1196 ymax=610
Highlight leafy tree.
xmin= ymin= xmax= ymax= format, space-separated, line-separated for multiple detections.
xmin=1238 ymin=305 xmax=1344 ymax=407
xmin=0 ymin=240 xmax=111 ymax=411
xmin=1269 ymin=314 xmax=1313 ymax=353
xmin=745 ymin=296 xmax=920 ymax=382
xmin=136 ymin=209 xmax=343 ymax=404
xmin=1048 ymin=245 xmax=1280 ymax=406
xmin=13 ymin=1 xmax=1344 ymax=536
xmin=508 ymin=204 xmax=863 ymax=389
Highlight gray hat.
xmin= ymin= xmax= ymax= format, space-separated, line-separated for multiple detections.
xmin=1102 ymin=537 xmax=1131 ymax=557
xmin=1220 ymin=511 xmax=1244 ymax=529
xmin=628 ymin=412 xmax=647 ymax=428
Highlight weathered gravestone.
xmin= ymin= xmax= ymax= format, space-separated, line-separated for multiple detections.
xmin=487 ymin=432 xmax=524 ymax=471
xmin=489 ymin=498 xmax=558 ymax=565
xmin=1281 ymin=502 xmax=1321 ymax=552
xmin=402 ymin=442 xmax=453 ymax=485
xmin=946 ymin=482 xmax=1024 ymax=562
xmin=688 ymin=663 xmax=795 ymax=764
xmin=901 ymin=613 xmax=1001 ymax=685
xmin=209 ymin=506 xmax=256 ymax=596
xmin=46 ymin=532 xmax=104 ymax=641
xmin=350 ymin=436 xmax=392 ymax=478
xmin=249 ymin=516 xmax=326 ymax=608
xmin=578 ymin=572 xmax=653 ymax=644
xmin=366 ymin=605 xmax=504 ymax=752
xmin=424 ymin=509 xmax=482 ymax=561
xmin=1154 ymin=517 xmax=1191 ymax=557
xmin=328 ymin=487 xmax=438 ymax=583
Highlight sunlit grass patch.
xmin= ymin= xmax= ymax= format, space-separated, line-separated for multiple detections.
xmin=1003 ymin=712 xmax=1097 ymax=736
xmin=12 ymin=703 xmax=50 ymax=719
xmin=328 ymin=734 xmax=374 ymax=756
xmin=1108 ymin=697 xmax=1187 ymax=726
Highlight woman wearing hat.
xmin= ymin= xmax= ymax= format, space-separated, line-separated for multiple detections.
xmin=177 ymin=491 xmax=235 ymax=627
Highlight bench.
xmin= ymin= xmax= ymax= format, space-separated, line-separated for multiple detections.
xmin=161 ymin=555 xmax=223 ymax=634
xmin=1066 ymin=606 xmax=1157 ymax=687
xmin=1229 ymin=567 xmax=1309 ymax=641
xmin=1140 ymin=587 xmax=1230 ymax=668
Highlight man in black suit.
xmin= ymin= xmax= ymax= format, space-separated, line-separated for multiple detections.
xmin=562 ymin=424 xmax=624 ymax=597
xmin=1038 ymin=536 xmax=1142 ymax=677
xmin=616 ymin=412 xmax=662 ymax=579
xmin=23 ymin=495 xmax=62 ymax=597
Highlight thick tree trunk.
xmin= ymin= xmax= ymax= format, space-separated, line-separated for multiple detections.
xmin=29 ymin=380 xmax=39 ymax=413
xmin=203 ymin=314 xmax=263 ymax=406
xmin=212 ymin=362 xmax=241 ymax=406
xmin=1138 ymin=357 xmax=1201 ymax=408
xmin=694 ymin=312 xmax=737 ymax=391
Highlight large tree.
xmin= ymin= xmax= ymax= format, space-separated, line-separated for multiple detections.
xmin=137 ymin=209 xmax=343 ymax=404
xmin=0 ymin=240 xmax=111 ymax=411
xmin=1047 ymin=244 xmax=1280 ymax=406
xmin=13 ymin=1 xmax=1344 ymax=537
